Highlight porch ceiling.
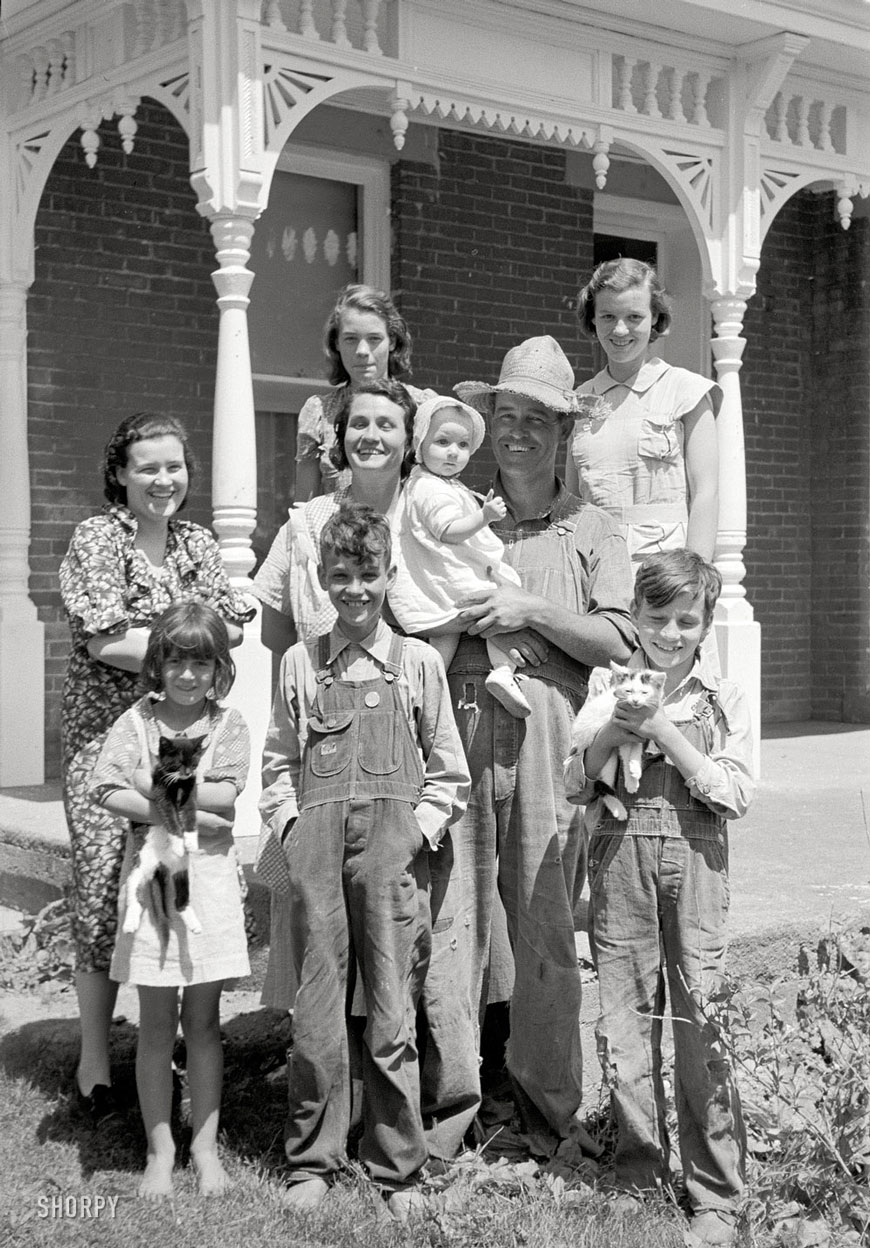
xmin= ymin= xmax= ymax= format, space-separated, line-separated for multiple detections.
xmin=505 ymin=0 xmax=870 ymax=84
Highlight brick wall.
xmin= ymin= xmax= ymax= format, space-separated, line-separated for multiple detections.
xmin=28 ymin=100 xmax=220 ymax=777
xmin=743 ymin=192 xmax=870 ymax=722
xmin=808 ymin=201 xmax=870 ymax=720
xmin=742 ymin=194 xmax=816 ymax=722
xmin=391 ymin=129 xmax=595 ymax=491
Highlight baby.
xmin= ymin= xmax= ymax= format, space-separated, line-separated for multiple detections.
xmin=390 ymin=395 xmax=530 ymax=718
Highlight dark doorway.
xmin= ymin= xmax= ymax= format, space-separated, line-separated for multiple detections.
xmin=587 ymin=236 xmax=660 ymax=370
xmin=593 ymin=233 xmax=658 ymax=268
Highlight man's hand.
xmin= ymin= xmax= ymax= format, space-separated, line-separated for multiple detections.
xmin=457 ymin=582 xmax=542 ymax=637
xmin=494 ymin=629 xmax=549 ymax=667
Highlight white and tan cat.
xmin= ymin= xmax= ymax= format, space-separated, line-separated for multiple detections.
xmin=566 ymin=661 xmax=666 ymax=821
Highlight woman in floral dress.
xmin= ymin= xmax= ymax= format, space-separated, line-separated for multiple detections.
xmin=59 ymin=411 xmax=253 ymax=1123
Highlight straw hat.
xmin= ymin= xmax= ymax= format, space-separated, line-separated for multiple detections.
xmin=412 ymin=395 xmax=487 ymax=460
xmin=453 ymin=336 xmax=577 ymax=416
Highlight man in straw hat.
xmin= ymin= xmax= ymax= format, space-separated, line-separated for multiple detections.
xmin=427 ymin=335 xmax=635 ymax=1146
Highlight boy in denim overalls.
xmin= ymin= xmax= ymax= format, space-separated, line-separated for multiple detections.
xmin=570 ymin=550 xmax=755 ymax=1248
xmin=259 ymin=502 xmax=471 ymax=1220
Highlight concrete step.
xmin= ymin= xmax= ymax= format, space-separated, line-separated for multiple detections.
xmin=0 ymin=782 xmax=267 ymax=938
xmin=0 ymin=783 xmax=69 ymax=914
xmin=4 ymin=720 xmax=870 ymax=953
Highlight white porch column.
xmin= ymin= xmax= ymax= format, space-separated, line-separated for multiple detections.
xmin=710 ymin=296 xmax=761 ymax=771
xmin=186 ymin=0 xmax=273 ymax=844
xmin=0 ymin=279 xmax=45 ymax=785
xmin=210 ymin=214 xmax=258 ymax=585
xmin=207 ymin=213 xmax=271 ymax=845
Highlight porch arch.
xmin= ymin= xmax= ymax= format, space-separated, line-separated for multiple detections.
xmin=8 ymin=84 xmax=190 ymax=283
xmin=601 ymin=135 xmax=718 ymax=296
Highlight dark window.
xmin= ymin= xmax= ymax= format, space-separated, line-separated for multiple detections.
xmin=593 ymin=234 xmax=658 ymax=269
xmin=248 ymin=171 xmax=359 ymax=380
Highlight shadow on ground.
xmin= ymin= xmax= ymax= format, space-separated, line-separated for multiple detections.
xmin=0 ymin=1004 xmax=293 ymax=1181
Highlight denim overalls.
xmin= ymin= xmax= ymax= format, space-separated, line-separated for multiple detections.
xmin=282 ymin=633 xmax=432 ymax=1189
xmin=588 ymin=689 xmax=746 ymax=1214
xmin=437 ymin=509 xmax=592 ymax=1136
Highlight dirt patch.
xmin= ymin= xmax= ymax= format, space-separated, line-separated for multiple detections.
xmin=0 ymin=939 xmax=281 ymax=1063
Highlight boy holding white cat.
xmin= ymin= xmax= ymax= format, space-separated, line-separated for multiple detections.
xmin=568 ymin=549 xmax=755 ymax=1248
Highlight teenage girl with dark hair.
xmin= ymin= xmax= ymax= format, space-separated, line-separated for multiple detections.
xmin=294 ymin=283 xmax=434 ymax=502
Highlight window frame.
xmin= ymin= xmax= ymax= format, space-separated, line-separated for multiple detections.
xmin=251 ymin=144 xmax=391 ymax=413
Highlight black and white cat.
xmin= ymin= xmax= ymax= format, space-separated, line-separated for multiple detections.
xmin=122 ymin=734 xmax=207 ymax=937
xmin=567 ymin=661 xmax=666 ymax=820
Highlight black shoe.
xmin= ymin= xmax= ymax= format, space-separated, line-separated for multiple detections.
xmin=73 ymin=1078 xmax=121 ymax=1126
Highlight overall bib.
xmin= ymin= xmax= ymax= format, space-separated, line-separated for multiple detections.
xmin=283 ymin=633 xmax=431 ymax=1188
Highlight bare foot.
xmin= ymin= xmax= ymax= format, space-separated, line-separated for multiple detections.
xmin=192 ymin=1149 xmax=231 ymax=1198
xmin=280 ymin=1177 xmax=329 ymax=1210
xmin=138 ymin=1154 xmax=175 ymax=1200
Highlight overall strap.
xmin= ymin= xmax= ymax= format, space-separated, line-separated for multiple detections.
xmin=314 ymin=633 xmax=334 ymax=684
xmin=382 ymin=631 xmax=405 ymax=682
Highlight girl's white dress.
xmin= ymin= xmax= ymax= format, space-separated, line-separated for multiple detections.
xmin=390 ymin=466 xmax=520 ymax=634
xmin=90 ymin=696 xmax=251 ymax=987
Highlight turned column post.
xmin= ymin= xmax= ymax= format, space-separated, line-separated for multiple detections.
xmin=0 ymin=279 xmax=45 ymax=784
xmin=209 ymin=215 xmax=258 ymax=586
xmin=710 ymin=295 xmax=761 ymax=769
xmin=185 ymin=0 xmax=272 ymax=845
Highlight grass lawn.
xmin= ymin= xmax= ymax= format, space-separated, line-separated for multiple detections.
xmin=3 ymin=923 xmax=870 ymax=1247
xmin=0 ymin=984 xmax=692 ymax=1248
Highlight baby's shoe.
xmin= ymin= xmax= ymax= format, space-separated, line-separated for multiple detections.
xmin=485 ymin=669 xmax=532 ymax=718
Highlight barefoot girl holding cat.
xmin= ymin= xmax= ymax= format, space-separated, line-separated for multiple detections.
xmin=90 ymin=602 xmax=250 ymax=1200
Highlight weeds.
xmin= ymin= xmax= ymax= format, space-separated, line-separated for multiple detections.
xmin=0 ymin=897 xmax=75 ymax=992
xmin=6 ymin=915 xmax=870 ymax=1245
xmin=0 ymin=891 xmax=265 ymax=995
xmin=703 ymin=927 xmax=870 ymax=1243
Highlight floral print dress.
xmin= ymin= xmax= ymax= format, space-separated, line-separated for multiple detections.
xmin=59 ymin=504 xmax=254 ymax=972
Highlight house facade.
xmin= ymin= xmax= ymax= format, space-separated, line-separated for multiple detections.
xmin=1 ymin=0 xmax=869 ymax=788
